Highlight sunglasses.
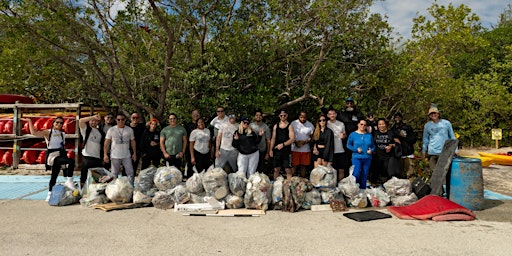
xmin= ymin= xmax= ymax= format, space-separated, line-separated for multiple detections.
xmin=358 ymin=123 xmax=367 ymax=126
xmin=54 ymin=121 xmax=64 ymax=124
xmin=319 ymin=119 xmax=326 ymax=122
xmin=279 ymin=114 xmax=287 ymax=117
xmin=217 ymin=110 xmax=224 ymax=113
xmin=169 ymin=118 xmax=177 ymax=120
xmin=117 ymin=119 xmax=125 ymax=121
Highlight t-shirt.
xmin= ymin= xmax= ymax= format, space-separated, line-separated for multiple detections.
xmin=80 ymin=126 xmax=102 ymax=158
xmin=291 ymin=120 xmax=314 ymax=153
xmin=374 ymin=130 xmax=396 ymax=159
xmin=46 ymin=129 xmax=65 ymax=150
xmin=219 ymin=122 xmax=238 ymax=151
xmin=422 ymin=119 xmax=456 ymax=156
xmin=250 ymin=122 xmax=271 ymax=152
xmin=160 ymin=125 xmax=187 ymax=155
xmin=190 ymin=128 xmax=211 ymax=154
xmin=106 ymin=126 xmax=135 ymax=159
xmin=326 ymin=120 xmax=345 ymax=154
xmin=210 ymin=116 xmax=228 ymax=137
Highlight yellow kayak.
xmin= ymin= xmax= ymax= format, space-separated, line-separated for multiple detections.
xmin=477 ymin=152 xmax=512 ymax=166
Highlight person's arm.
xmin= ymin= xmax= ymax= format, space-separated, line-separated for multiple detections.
xmin=269 ymin=125 xmax=276 ymax=157
xmin=179 ymin=133 xmax=187 ymax=159
xmin=216 ymin=130 xmax=223 ymax=158
xmin=346 ymin=133 xmax=357 ymax=152
xmin=131 ymin=138 xmax=137 ymax=161
xmin=285 ymin=124 xmax=295 ymax=147
xmin=79 ymin=114 xmax=101 ymax=129
xmin=103 ymin=138 xmax=111 ymax=163
xmin=421 ymin=123 xmax=429 ymax=159
xmin=22 ymin=118 xmax=48 ymax=138
xmin=189 ymin=140 xmax=196 ymax=164
xmin=160 ymin=131 xmax=170 ymax=159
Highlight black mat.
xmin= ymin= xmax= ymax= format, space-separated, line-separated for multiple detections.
xmin=343 ymin=210 xmax=392 ymax=222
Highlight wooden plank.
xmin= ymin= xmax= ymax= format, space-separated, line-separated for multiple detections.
xmin=92 ymin=202 xmax=139 ymax=212
xmin=311 ymin=204 xmax=332 ymax=212
xmin=216 ymin=209 xmax=266 ymax=215
xmin=429 ymin=139 xmax=459 ymax=196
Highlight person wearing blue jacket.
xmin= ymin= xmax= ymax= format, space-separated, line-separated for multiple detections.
xmin=346 ymin=119 xmax=375 ymax=189
xmin=421 ymin=106 xmax=456 ymax=176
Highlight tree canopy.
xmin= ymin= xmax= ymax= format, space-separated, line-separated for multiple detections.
xmin=1 ymin=1 xmax=511 ymax=147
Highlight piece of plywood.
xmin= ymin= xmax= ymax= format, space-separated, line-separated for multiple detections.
xmin=429 ymin=139 xmax=458 ymax=196
xmin=216 ymin=209 xmax=265 ymax=215
xmin=311 ymin=204 xmax=333 ymax=212
xmin=92 ymin=202 xmax=139 ymax=212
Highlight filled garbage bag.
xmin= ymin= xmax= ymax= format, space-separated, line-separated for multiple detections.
xmin=338 ymin=175 xmax=359 ymax=198
xmin=310 ymin=165 xmax=337 ymax=191
xmin=321 ymin=188 xmax=344 ymax=204
xmin=348 ymin=190 xmax=368 ymax=208
xmin=152 ymin=191 xmax=175 ymax=210
xmin=186 ymin=172 xmax=204 ymax=194
xmin=136 ymin=167 xmax=157 ymax=193
xmin=225 ymin=194 xmax=244 ymax=209
xmin=282 ymin=177 xmax=313 ymax=212
xmin=154 ymin=166 xmax=183 ymax=191
xmin=83 ymin=167 xmax=116 ymax=197
xmin=272 ymin=176 xmax=284 ymax=210
xmin=48 ymin=184 xmax=80 ymax=206
xmin=80 ymin=183 xmax=108 ymax=207
xmin=202 ymin=167 xmax=229 ymax=200
xmin=105 ymin=177 xmax=134 ymax=203
xmin=228 ymin=173 xmax=247 ymax=197
xmin=244 ymin=173 xmax=272 ymax=210
xmin=391 ymin=193 xmax=418 ymax=206
xmin=169 ymin=185 xmax=190 ymax=204
xmin=383 ymin=177 xmax=412 ymax=197
xmin=189 ymin=192 xmax=207 ymax=204
xmin=302 ymin=188 xmax=321 ymax=210
xmin=366 ymin=187 xmax=391 ymax=207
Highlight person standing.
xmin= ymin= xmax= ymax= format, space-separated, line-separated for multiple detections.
xmin=269 ymin=110 xmax=295 ymax=180
xmin=160 ymin=113 xmax=188 ymax=171
xmin=210 ymin=107 xmax=228 ymax=143
xmin=326 ymin=108 xmax=347 ymax=181
xmin=25 ymin=116 xmax=76 ymax=201
xmin=346 ymin=119 xmax=375 ymax=190
xmin=189 ymin=118 xmax=212 ymax=173
xmin=103 ymin=113 xmax=137 ymax=185
xmin=337 ymin=97 xmax=365 ymax=170
xmin=99 ymin=112 xmax=116 ymax=134
xmin=140 ymin=118 xmax=162 ymax=169
xmin=366 ymin=111 xmax=378 ymax=135
xmin=291 ymin=111 xmax=314 ymax=178
xmin=311 ymin=114 xmax=334 ymax=167
xmin=250 ymin=109 xmax=271 ymax=175
xmin=79 ymin=114 xmax=104 ymax=189
xmin=390 ymin=112 xmax=417 ymax=179
xmin=232 ymin=117 xmax=263 ymax=178
xmin=129 ymin=112 xmax=146 ymax=173
xmin=185 ymin=109 xmax=201 ymax=176
xmin=216 ymin=114 xmax=239 ymax=173
xmin=421 ymin=106 xmax=456 ymax=177
xmin=373 ymin=118 xmax=400 ymax=183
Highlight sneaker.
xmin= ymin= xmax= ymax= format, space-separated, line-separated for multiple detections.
xmin=45 ymin=192 xmax=51 ymax=202
xmin=64 ymin=180 xmax=77 ymax=190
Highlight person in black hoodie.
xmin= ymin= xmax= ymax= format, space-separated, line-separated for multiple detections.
xmin=390 ymin=112 xmax=418 ymax=178
xmin=232 ymin=116 xmax=263 ymax=178
xmin=140 ymin=118 xmax=162 ymax=169
xmin=337 ymin=97 xmax=365 ymax=170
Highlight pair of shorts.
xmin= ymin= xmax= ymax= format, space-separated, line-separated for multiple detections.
xmin=292 ymin=151 xmax=311 ymax=167
xmin=331 ymin=153 xmax=346 ymax=170
xmin=273 ymin=151 xmax=292 ymax=169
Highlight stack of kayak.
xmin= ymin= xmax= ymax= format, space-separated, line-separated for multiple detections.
xmin=477 ymin=152 xmax=512 ymax=166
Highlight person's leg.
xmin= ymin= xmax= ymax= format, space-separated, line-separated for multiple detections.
xmin=237 ymin=153 xmax=248 ymax=178
xmin=121 ymin=157 xmax=135 ymax=185
xmin=360 ymin=157 xmax=372 ymax=189
xmin=227 ymin=149 xmax=239 ymax=173
xmin=141 ymin=154 xmax=151 ymax=170
xmin=81 ymin=156 xmax=91 ymax=186
xmin=351 ymin=157 xmax=363 ymax=186
xmin=247 ymin=151 xmax=260 ymax=178
xmin=110 ymin=158 xmax=121 ymax=177
xmin=284 ymin=153 xmax=293 ymax=180
xmin=48 ymin=160 xmax=62 ymax=192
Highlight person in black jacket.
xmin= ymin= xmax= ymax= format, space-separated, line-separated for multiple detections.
xmin=312 ymin=114 xmax=334 ymax=167
xmin=390 ymin=112 xmax=418 ymax=179
xmin=232 ymin=116 xmax=263 ymax=178
xmin=337 ymin=97 xmax=365 ymax=170
xmin=140 ymin=118 xmax=162 ymax=169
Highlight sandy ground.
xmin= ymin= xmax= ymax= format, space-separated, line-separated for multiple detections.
xmin=0 ymin=147 xmax=511 ymax=255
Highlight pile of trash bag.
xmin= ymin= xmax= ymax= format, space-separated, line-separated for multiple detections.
xmin=105 ymin=177 xmax=134 ymax=203
xmin=133 ymin=167 xmax=158 ymax=205
xmin=281 ymin=177 xmax=313 ymax=212
xmin=366 ymin=187 xmax=391 ymax=207
xmin=271 ymin=176 xmax=284 ymax=210
xmin=48 ymin=184 xmax=81 ymax=206
xmin=152 ymin=191 xmax=175 ymax=210
xmin=154 ymin=165 xmax=183 ymax=191
xmin=244 ymin=173 xmax=272 ymax=210
xmin=338 ymin=175 xmax=366 ymax=208
xmin=384 ymin=177 xmax=417 ymax=206
xmin=310 ymin=165 xmax=337 ymax=191
xmin=202 ymin=167 xmax=229 ymax=200
xmin=302 ymin=188 xmax=321 ymax=210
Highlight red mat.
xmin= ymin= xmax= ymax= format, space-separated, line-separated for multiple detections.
xmin=387 ymin=195 xmax=476 ymax=221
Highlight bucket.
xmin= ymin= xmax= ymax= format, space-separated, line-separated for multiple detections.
xmin=449 ymin=157 xmax=484 ymax=211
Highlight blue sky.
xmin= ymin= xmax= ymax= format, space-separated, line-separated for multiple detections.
xmin=371 ymin=0 xmax=511 ymax=40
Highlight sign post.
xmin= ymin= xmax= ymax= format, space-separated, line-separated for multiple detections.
xmin=491 ymin=129 xmax=502 ymax=149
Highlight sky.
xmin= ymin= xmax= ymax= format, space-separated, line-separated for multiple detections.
xmin=371 ymin=0 xmax=511 ymax=40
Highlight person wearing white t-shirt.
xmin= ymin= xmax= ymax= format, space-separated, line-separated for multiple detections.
xmin=327 ymin=109 xmax=347 ymax=181
xmin=79 ymin=114 xmax=104 ymax=188
xmin=291 ymin=111 xmax=314 ymax=178
xmin=189 ymin=118 xmax=212 ymax=172
xmin=215 ymin=114 xmax=239 ymax=172
xmin=104 ymin=113 xmax=137 ymax=185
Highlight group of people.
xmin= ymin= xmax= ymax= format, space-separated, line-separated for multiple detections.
xmin=24 ymin=97 xmax=456 ymax=201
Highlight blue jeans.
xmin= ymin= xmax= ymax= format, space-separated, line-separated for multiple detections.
xmin=352 ymin=157 xmax=372 ymax=189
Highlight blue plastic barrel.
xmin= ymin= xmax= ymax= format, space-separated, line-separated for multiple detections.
xmin=449 ymin=157 xmax=484 ymax=210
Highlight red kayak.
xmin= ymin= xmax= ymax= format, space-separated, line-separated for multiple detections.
xmin=0 ymin=94 xmax=34 ymax=104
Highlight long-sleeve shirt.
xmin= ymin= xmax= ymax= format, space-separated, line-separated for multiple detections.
xmin=422 ymin=119 xmax=456 ymax=156
xmin=232 ymin=130 xmax=262 ymax=155
xmin=347 ymin=132 xmax=375 ymax=159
